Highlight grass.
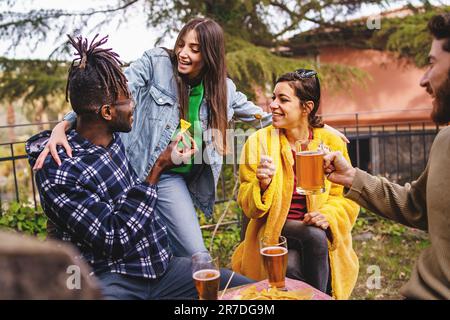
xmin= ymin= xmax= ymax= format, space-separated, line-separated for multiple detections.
xmin=350 ymin=209 xmax=429 ymax=300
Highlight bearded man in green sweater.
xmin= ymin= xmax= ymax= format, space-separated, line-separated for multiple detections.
xmin=323 ymin=13 xmax=450 ymax=300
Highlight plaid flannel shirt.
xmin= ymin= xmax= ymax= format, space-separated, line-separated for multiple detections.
xmin=26 ymin=130 xmax=171 ymax=279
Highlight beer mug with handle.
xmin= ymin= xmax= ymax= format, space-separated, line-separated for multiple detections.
xmin=191 ymin=251 xmax=220 ymax=300
xmin=260 ymin=236 xmax=288 ymax=290
xmin=295 ymin=139 xmax=326 ymax=195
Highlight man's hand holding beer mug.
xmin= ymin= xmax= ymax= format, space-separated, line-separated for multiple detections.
xmin=323 ymin=151 xmax=356 ymax=188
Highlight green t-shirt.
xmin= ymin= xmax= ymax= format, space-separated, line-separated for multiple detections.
xmin=170 ymin=82 xmax=204 ymax=174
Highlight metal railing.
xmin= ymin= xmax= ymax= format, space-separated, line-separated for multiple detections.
xmin=321 ymin=110 xmax=442 ymax=184
xmin=0 ymin=140 xmax=37 ymax=210
xmin=0 ymin=121 xmax=58 ymax=212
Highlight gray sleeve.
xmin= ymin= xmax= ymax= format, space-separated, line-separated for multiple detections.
xmin=345 ymin=168 xmax=428 ymax=230
xmin=227 ymin=79 xmax=272 ymax=128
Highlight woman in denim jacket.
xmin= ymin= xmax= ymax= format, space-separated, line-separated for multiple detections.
xmin=34 ymin=18 xmax=345 ymax=257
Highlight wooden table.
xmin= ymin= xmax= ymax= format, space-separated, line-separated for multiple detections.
xmin=220 ymin=277 xmax=333 ymax=300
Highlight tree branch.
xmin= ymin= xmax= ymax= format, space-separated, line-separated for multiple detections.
xmin=0 ymin=0 xmax=140 ymax=29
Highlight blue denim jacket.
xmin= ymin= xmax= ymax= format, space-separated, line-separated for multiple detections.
xmin=64 ymin=48 xmax=272 ymax=217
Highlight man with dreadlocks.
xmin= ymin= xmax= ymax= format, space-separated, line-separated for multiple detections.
xmin=26 ymin=34 xmax=252 ymax=299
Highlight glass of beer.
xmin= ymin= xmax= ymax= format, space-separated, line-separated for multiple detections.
xmin=191 ymin=251 xmax=221 ymax=300
xmin=295 ymin=139 xmax=326 ymax=195
xmin=260 ymin=236 xmax=288 ymax=290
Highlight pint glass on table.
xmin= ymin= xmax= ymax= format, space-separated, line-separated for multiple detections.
xmin=260 ymin=236 xmax=288 ymax=289
xmin=191 ymin=251 xmax=220 ymax=300
xmin=295 ymin=139 xmax=326 ymax=195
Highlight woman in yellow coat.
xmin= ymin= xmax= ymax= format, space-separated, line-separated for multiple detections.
xmin=231 ymin=69 xmax=360 ymax=299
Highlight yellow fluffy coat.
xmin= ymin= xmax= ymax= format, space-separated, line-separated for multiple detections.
xmin=231 ymin=126 xmax=360 ymax=299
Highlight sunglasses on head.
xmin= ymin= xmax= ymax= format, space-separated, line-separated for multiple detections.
xmin=294 ymin=69 xmax=317 ymax=79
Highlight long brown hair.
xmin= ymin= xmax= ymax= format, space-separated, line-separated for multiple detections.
xmin=169 ymin=18 xmax=228 ymax=154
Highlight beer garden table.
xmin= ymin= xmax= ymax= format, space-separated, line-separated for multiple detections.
xmin=220 ymin=277 xmax=333 ymax=300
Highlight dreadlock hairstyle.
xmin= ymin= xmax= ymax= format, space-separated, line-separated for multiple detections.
xmin=65 ymin=34 xmax=129 ymax=115
xmin=166 ymin=18 xmax=228 ymax=154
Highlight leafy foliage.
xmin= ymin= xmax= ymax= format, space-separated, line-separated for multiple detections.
xmin=226 ymin=34 xmax=368 ymax=98
xmin=0 ymin=58 xmax=67 ymax=102
xmin=0 ymin=36 xmax=367 ymax=114
xmin=0 ymin=202 xmax=47 ymax=239
xmin=291 ymin=5 xmax=450 ymax=68
xmin=1 ymin=0 xmax=398 ymax=107
xmin=0 ymin=58 xmax=69 ymax=121
xmin=369 ymin=7 xmax=450 ymax=67
xmin=1 ymin=0 xmax=398 ymax=50
xmin=202 ymin=224 xmax=241 ymax=268
xmin=0 ymin=0 xmax=139 ymax=56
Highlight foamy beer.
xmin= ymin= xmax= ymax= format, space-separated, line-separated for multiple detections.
xmin=193 ymin=269 xmax=221 ymax=300
xmin=295 ymin=139 xmax=326 ymax=195
xmin=260 ymin=236 xmax=288 ymax=289
xmin=191 ymin=251 xmax=220 ymax=300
